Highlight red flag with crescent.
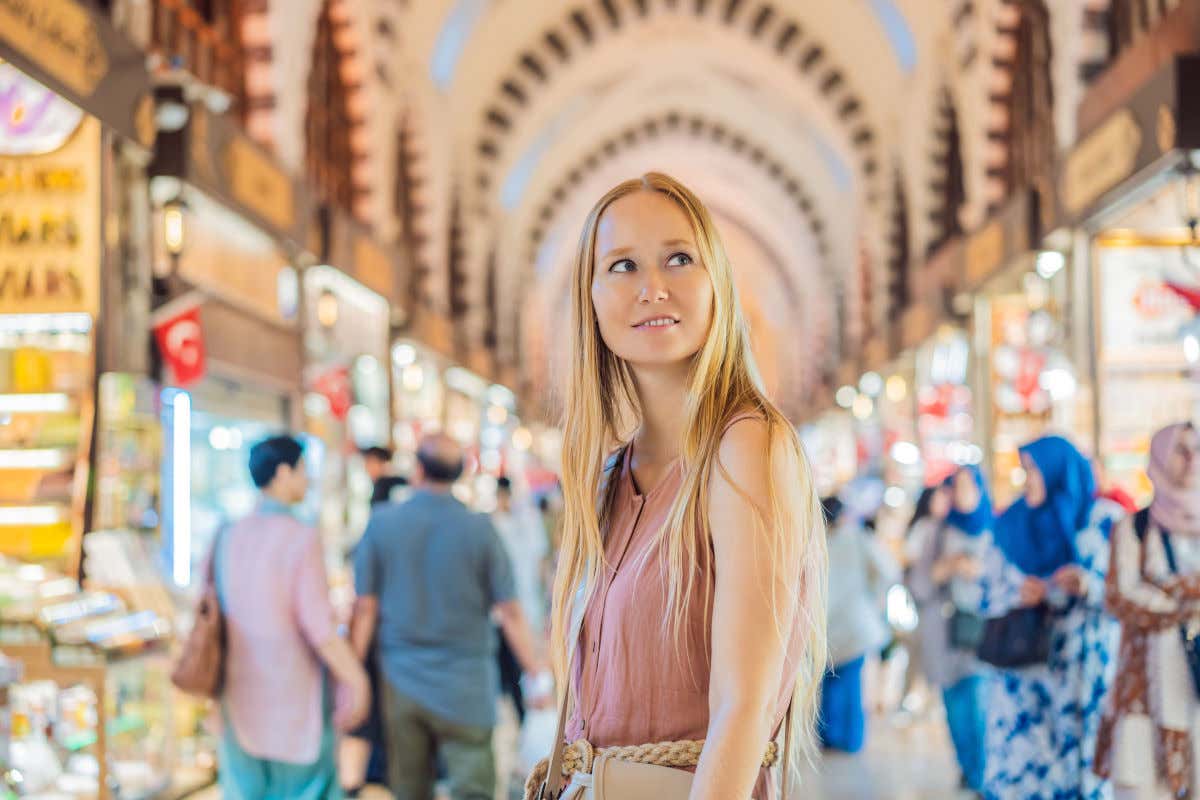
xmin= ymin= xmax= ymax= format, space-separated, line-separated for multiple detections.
xmin=153 ymin=296 xmax=206 ymax=387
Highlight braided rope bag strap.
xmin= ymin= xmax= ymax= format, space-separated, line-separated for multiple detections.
xmin=524 ymin=738 xmax=781 ymax=799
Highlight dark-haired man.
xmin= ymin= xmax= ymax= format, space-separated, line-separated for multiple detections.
xmin=361 ymin=445 xmax=409 ymax=506
xmin=349 ymin=434 xmax=550 ymax=800
xmin=216 ymin=435 xmax=370 ymax=796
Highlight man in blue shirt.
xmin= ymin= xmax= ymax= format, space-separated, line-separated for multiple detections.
xmin=350 ymin=434 xmax=550 ymax=800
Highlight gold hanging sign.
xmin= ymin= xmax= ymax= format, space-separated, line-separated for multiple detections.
xmin=0 ymin=116 xmax=101 ymax=314
xmin=1061 ymin=109 xmax=1142 ymax=216
xmin=0 ymin=0 xmax=108 ymax=97
xmin=223 ymin=136 xmax=296 ymax=232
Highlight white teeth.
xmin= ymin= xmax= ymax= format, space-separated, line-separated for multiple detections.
xmin=638 ymin=318 xmax=677 ymax=328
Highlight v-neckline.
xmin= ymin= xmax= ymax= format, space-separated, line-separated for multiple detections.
xmin=624 ymin=438 xmax=680 ymax=500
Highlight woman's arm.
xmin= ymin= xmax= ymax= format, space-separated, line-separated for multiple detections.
xmin=1105 ymin=516 xmax=1196 ymax=631
xmin=690 ymin=419 xmax=812 ymax=800
xmin=972 ymin=538 xmax=1028 ymax=618
xmin=294 ymin=528 xmax=370 ymax=730
xmin=1049 ymin=521 xmax=1114 ymax=609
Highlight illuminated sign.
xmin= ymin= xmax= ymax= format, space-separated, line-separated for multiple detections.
xmin=0 ymin=0 xmax=108 ymax=98
xmin=0 ymin=61 xmax=84 ymax=155
xmin=0 ymin=114 xmax=99 ymax=314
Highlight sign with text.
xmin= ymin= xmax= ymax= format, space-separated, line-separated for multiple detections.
xmin=0 ymin=0 xmax=153 ymax=147
xmin=0 ymin=115 xmax=99 ymax=314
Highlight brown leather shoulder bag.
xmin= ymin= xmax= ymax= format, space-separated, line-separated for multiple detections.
xmin=170 ymin=531 xmax=226 ymax=698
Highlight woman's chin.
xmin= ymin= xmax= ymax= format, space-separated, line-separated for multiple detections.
xmin=614 ymin=348 xmax=700 ymax=371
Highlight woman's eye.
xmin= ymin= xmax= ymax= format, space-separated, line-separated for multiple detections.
xmin=609 ymin=259 xmax=636 ymax=273
xmin=666 ymin=252 xmax=693 ymax=267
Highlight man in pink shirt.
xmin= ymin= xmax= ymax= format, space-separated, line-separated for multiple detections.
xmin=215 ymin=435 xmax=370 ymax=798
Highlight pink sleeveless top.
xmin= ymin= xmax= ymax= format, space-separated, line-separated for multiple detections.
xmin=565 ymin=413 xmax=805 ymax=798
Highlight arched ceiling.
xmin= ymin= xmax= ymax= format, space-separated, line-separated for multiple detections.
xmin=403 ymin=0 xmax=938 ymax=415
xmin=249 ymin=0 xmax=1098 ymax=420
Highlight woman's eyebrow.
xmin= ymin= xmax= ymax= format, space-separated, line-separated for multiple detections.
xmin=661 ymin=238 xmax=693 ymax=248
xmin=599 ymin=246 xmax=634 ymax=260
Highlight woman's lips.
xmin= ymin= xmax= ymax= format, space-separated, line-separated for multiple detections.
xmin=632 ymin=316 xmax=679 ymax=330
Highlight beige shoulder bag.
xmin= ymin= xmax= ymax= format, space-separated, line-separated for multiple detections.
xmin=528 ymin=681 xmax=791 ymax=800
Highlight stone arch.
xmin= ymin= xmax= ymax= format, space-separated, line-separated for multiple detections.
xmin=466 ymin=0 xmax=884 ymax=207
xmin=238 ymin=0 xmax=375 ymax=220
xmin=926 ymin=87 xmax=967 ymax=257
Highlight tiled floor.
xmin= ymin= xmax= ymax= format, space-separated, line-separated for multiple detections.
xmin=189 ymin=710 xmax=965 ymax=799
xmin=801 ymin=714 xmax=965 ymax=800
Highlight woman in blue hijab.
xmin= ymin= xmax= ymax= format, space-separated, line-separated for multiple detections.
xmin=976 ymin=435 xmax=1121 ymax=800
xmin=905 ymin=465 xmax=992 ymax=793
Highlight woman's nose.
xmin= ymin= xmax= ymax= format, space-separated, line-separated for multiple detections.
xmin=638 ymin=274 xmax=669 ymax=303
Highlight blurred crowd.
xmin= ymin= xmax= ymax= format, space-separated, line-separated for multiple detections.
xmin=820 ymin=423 xmax=1200 ymax=800
xmin=199 ymin=433 xmax=563 ymax=800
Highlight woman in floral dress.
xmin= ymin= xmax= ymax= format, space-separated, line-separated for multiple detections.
xmin=973 ymin=435 xmax=1122 ymax=800
xmin=1097 ymin=422 xmax=1200 ymax=800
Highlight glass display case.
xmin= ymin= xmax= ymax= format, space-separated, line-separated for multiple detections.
xmin=0 ymin=313 xmax=95 ymax=575
xmin=0 ymin=558 xmax=188 ymax=799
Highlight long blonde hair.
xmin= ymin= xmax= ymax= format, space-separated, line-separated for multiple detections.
xmin=552 ymin=172 xmax=828 ymax=772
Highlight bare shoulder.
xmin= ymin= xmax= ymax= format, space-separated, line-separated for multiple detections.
xmin=712 ymin=414 xmax=799 ymax=508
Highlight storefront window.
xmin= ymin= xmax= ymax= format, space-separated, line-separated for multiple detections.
xmin=974 ymin=254 xmax=1082 ymax=506
xmin=1094 ymin=176 xmax=1200 ymax=502
xmin=915 ymin=327 xmax=979 ymax=485
xmin=161 ymin=382 xmax=291 ymax=591
xmin=303 ymin=266 xmax=390 ymax=557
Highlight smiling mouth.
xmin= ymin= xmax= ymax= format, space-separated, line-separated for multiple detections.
xmin=632 ymin=316 xmax=680 ymax=329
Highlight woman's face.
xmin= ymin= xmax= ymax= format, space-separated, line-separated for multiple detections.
xmin=590 ymin=191 xmax=715 ymax=369
xmin=929 ymin=486 xmax=952 ymax=520
xmin=954 ymin=469 xmax=981 ymax=514
xmin=1168 ymin=426 xmax=1200 ymax=489
xmin=1021 ymin=453 xmax=1047 ymax=507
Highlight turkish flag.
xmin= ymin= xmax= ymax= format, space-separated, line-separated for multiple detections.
xmin=154 ymin=302 xmax=206 ymax=387
xmin=312 ymin=366 xmax=353 ymax=420
xmin=1166 ymin=281 xmax=1200 ymax=313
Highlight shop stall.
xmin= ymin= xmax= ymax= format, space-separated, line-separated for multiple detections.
xmin=0 ymin=7 xmax=195 ymax=794
xmin=799 ymin=410 xmax=858 ymax=499
xmin=1058 ymin=55 xmax=1200 ymax=502
xmin=0 ymin=67 xmax=103 ymax=576
xmin=1 ymin=559 xmax=175 ymax=800
xmin=151 ymin=191 xmax=304 ymax=595
xmin=959 ymin=193 xmax=1090 ymax=505
xmin=391 ymin=339 xmax=447 ymax=470
xmin=914 ymin=326 xmax=979 ymax=486
xmin=303 ymin=263 xmax=391 ymax=557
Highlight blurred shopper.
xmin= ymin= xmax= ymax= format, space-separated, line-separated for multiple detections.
xmin=821 ymin=494 xmax=899 ymax=753
xmin=341 ymin=448 xmax=407 ymax=795
xmin=976 ymin=435 xmax=1121 ymax=800
xmin=1097 ymin=422 xmax=1200 ymax=800
xmin=350 ymin=433 xmax=550 ymax=800
xmin=362 ymin=445 xmax=409 ymax=507
xmin=492 ymin=476 xmax=550 ymax=723
xmin=905 ymin=467 xmax=991 ymax=793
xmin=215 ymin=435 xmax=370 ymax=799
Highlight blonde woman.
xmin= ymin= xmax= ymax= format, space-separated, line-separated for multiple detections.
xmin=526 ymin=173 xmax=828 ymax=800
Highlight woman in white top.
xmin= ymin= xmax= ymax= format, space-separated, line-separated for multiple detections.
xmin=1097 ymin=422 xmax=1200 ymax=799
xmin=820 ymin=495 xmax=900 ymax=752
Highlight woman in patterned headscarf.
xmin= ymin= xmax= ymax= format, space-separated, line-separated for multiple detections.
xmin=906 ymin=466 xmax=992 ymax=793
xmin=1097 ymin=422 xmax=1200 ymax=800
xmin=976 ymin=435 xmax=1122 ymax=800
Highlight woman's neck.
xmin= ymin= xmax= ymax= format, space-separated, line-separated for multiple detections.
xmin=630 ymin=362 xmax=691 ymax=461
